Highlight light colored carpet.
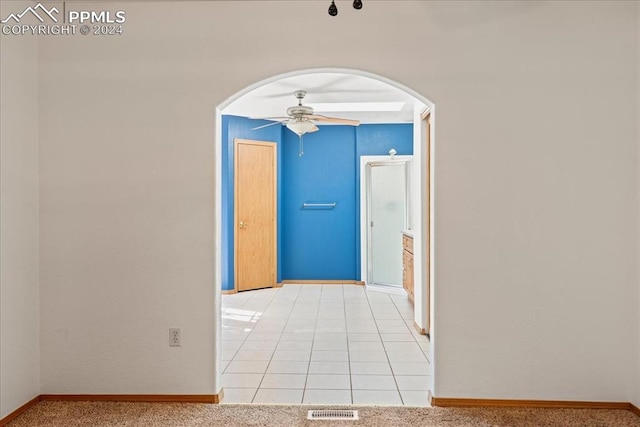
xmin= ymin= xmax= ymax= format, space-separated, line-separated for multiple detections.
xmin=6 ymin=401 xmax=640 ymax=427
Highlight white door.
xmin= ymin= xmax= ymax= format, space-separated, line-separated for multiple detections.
xmin=367 ymin=161 xmax=410 ymax=288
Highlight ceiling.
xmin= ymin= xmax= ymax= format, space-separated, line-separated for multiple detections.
xmin=221 ymin=72 xmax=424 ymax=124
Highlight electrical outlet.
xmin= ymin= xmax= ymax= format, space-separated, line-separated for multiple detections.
xmin=169 ymin=328 xmax=181 ymax=347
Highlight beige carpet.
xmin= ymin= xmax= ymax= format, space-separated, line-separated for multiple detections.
xmin=6 ymin=401 xmax=640 ymax=427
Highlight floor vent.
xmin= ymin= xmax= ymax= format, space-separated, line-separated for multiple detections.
xmin=307 ymin=409 xmax=359 ymax=420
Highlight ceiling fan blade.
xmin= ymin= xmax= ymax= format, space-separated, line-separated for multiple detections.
xmin=251 ymin=120 xmax=287 ymax=131
xmin=308 ymin=114 xmax=360 ymax=126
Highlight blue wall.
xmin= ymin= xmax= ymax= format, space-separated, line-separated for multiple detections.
xmin=282 ymin=126 xmax=358 ymax=280
xmin=221 ymin=115 xmax=283 ymax=291
xmin=221 ymin=118 xmax=413 ymax=289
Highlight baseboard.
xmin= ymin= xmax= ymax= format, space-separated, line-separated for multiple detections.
xmin=1 ymin=392 xmax=224 ymax=425
xmin=39 ymin=394 xmax=221 ymax=403
xmin=630 ymin=403 xmax=640 ymax=417
xmin=413 ymin=321 xmax=426 ymax=335
xmin=0 ymin=395 xmax=41 ymax=427
xmin=223 ymin=283 xmax=284 ymax=293
xmin=431 ymin=397 xmax=632 ymax=411
xmin=282 ymin=280 xmax=364 ymax=285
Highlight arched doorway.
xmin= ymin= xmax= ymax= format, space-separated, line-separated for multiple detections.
xmin=214 ymin=68 xmax=435 ymax=405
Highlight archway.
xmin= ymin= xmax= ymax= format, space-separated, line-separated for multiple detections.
xmin=214 ymin=68 xmax=435 ymax=404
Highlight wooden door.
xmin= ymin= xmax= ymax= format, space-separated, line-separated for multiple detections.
xmin=234 ymin=139 xmax=277 ymax=292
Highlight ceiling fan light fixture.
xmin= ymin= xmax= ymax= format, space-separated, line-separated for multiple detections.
xmin=286 ymin=120 xmax=316 ymax=136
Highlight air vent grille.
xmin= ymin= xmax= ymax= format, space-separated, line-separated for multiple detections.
xmin=307 ymin=409 xmax=359 ymax=420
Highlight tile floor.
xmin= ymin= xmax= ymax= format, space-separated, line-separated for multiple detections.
xmin=221 ymin=284 xmax=431 ymax=405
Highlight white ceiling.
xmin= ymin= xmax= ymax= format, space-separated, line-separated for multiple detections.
xmin=221 ymin=72 xmax=423 ymax=124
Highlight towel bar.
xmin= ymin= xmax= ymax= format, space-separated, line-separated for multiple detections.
xmin=302 ymin=202 xmax=336 ymax=209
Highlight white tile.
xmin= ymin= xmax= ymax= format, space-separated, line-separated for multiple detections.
xmin=266 ymin=361 xmax=309 ymax=374
xmin=400 ymin=390 xmax=430 ymax=406
xmin=386 ymin=350 xmax=427 ymax=363
xmin=284 ymin=320 xmax=316 ymax=330
xmin=246 ymin=332 xmax=282 ymax=341
xmin=303 ymin=389 xmax=352 ymax=405
xmin=222 ymin=373 xmax=263 ymax=388
xmin=233 ymin=349 xmax=274 ymax=361
xmin=260 ymin=373 xmax=306 ymax=389
xmin=288 ymin=313 xmax=317 ymax=321
xmin=280 ymin=332 xmax=314 ymax=341
xmin=306 ymin=374 xmax=351 ymax=390
xmin=219 ymin=360 xmax=230 ymax=373
xmin=312 ymin=340 xmax=347 ymax=351
xmin=417 ymin=341 xmax=430 ymax=352
xmin=315 ymin=326 xmax=347 ymax=334
xmin=380 ymin=333 xmax=415 ymax=342
xmin=348 ymin=333 xmax=381 ymax=342
xmin=223 ymin=319 xmax=253 ymax=329
xmin=253 ymin=388 xmax=303 ymax=404
xmin=221 ymin=388 xmax=257 ymax=404
xmin=346 ymin=323 xmax=379 ymax=333
xmin=271 ymin=350 xmax=311 ymax=361
xmin=239 ymin=340 xmax=278 ymax=351
xmin=224 ymin=360 xmax=269 ymax=374
xmin=317 ymin=310 xmax=346 ymax=320
xmin=394 ymin=375 xmax=430 ymax=391
xmin=318 ymin=318 xmax=346 ymax=327
xmin=346 ymin=318 xmax=377 ymax=326
xmin=221 ymin=330 xmax=250 ymax=341
xmin=352 ymin=390 xmax=402 ymax=405
xmin=250 ymin=324 xmax=286 ymax=333
xmin=383 ymin=342 xmax=423 ymax=353
xmin=221 ymin=349 xmax=238 ymax=361
xmin=260 ymin=311 xmax=292 ymax=320
xmin=283 ymin=326 xmax=316 ymax=334
xmin=314 ymin=333 xmax=347 ymax=342
xmin=351 ymin=375 xmax=397 ymax=390
xmin=254 ymin=319 xmax=288 ymax=327
xmin=350 ymin=362 xmax=392 ymax=375
xmin=390 ymin=361 xmax=430 ymax=376
xmin=371 ymin=310 xmax=403 ymax=320
xmin=348 ymin=349 xmax=387 ymax=362
xmin=348 ymin=341 xmax=385 ymax=352
xmin=221 ymin=341 xmax=243 ymax=352
xmin=311 ymin=350 xmax=349 ymax=362
xmin=377 ymin=323 xmax=410 ymax=334
xmin=344 ymin=301 xmax=369 ymax=308
xmin=308 ymin=361 xmax=350 ymax=375
xmin=276 ymin=340 xmax=313 ymax=351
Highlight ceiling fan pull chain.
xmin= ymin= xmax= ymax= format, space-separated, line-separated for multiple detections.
xmin=299 ymin=134 xmax=304 ymax=157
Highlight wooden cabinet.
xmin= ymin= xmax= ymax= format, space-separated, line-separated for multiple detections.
xmin=402 ymin=233 xmax=414 ymax=303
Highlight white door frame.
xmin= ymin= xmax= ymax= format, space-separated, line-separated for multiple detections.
xmin=360 ymin=155 xmax=413 ymax=295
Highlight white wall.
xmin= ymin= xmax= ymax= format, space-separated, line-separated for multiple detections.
xmin=0 ymin=1 xmax=40 ymax=418
xmin=31 ymin=0 xmax=638 ymax=403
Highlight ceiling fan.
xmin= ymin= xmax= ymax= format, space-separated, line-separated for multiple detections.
xmin=251 ymin=90 xmax=360 ymax=156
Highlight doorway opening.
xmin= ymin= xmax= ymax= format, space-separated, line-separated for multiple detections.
xmin=361 ymin=156 xmax=413 ymax=293
xmin=215 ymin=68 xmax=435 ymax=405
